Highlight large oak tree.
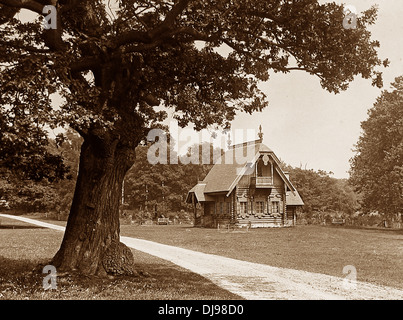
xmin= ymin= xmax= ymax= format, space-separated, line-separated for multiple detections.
xmin=0 ymin=0 xmax=387 ymax=276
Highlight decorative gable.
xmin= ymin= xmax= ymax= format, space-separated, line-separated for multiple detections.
xmin=186 ymin=131 xmax=304 ymax=228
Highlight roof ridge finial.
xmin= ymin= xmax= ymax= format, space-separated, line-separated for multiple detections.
xmin=227 ymin=132 xmax=232 ymax=148
xmin=258 ymin=125 xmax=263 ymax=142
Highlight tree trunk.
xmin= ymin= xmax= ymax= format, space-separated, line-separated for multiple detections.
xmin=52 ymin=131 xmax=137 ymax=276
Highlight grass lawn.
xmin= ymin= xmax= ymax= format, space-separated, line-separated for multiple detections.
xmin=2 ymin=214 xmax=403 ymax=299
xmin=120 ymin=224 xmax=403 ymax=290
xmin=0 ymin=217 xmax=242 ymax=300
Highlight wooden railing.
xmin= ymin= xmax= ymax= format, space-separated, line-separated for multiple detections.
xmin=250 ymin=176 xmax=273 ymax=187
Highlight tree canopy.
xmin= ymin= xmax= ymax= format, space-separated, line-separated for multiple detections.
xmin=0 ymin=0 xmax=389 ymax=275
xmin=350 ymin=77 xmax=403 ymax=218
xmin=1 ymin=0 xmax=387 ymax=155
xmin=284 ymin=166 xmax=359 ymax=215
xmin=0 ymin=129 xmax=81 ymax=215
xmin=124 ymin=140 xmax=217 ymax=217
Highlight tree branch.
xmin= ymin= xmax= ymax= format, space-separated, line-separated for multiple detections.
xmin=0 ymin=0 xmax=44 ymax=14
xmin=0 ymin=39 xmax=51 ymax=53
xmin=115 ymin=0 xmax=192 ymax=49
xmin=149 ymin=0 xmax=192 ymax=38
xmin=114 ymin=30 xmax=152 ymax=48
xmin=245 ymin=10 xmax=287 ymax=25
xmin=70 ymin=56 xmax=102 ymax=74
xmin=257 ymin=36 xmax=290 ymax=51
xmin=0 ymin=0 xmax=69 ymax=52
xmin=0 ymin=6 xmax=19 ymax=24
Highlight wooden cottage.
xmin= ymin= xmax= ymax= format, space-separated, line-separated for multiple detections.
xmin=186 ymin=135 xmax=304 ymax=228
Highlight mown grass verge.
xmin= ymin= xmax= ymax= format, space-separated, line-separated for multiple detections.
xmin=0 ymin=217 xmax=242 ymax=300
xmin=120 ymin=224 xmax=403 ymax=290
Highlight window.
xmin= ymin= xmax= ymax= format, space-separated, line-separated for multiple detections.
xmin=272 ymin=201 xmax=279 ymax=214
xmin=256 ymin=201 xmax=265 ymax=214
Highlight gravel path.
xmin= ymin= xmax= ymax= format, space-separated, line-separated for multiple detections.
xmin=2 ymin=214 xmax=403 ymax=300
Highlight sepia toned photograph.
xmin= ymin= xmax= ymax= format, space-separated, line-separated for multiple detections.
xmin=0 ymin=0 xmax=402 ymax=313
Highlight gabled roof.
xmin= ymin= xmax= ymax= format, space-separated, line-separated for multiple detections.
xmin=185 ymin=183 xmax=215 ymax=203
xmin=200 ymin=139 xmax=296 ymax=195
xmin=201 ymin=140 xmax=261 ymax=194
xmin=286 ymin=190 xmax=304 ymax=206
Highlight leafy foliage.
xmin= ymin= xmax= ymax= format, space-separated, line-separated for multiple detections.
xmin=350 ymin=77 xmax=403 ymax=218
xmin=0 ymin=129 xmax=81 ymax=217
xmin=284 ymin=166 xmax=360 ymax=215
xmin=124 ymin=141 xmax=217 ymax=218
xmin=0 ymin=110 xmax=69 ymax=182
xmin=0 ymin=0 xmax=388 ymax=208
xmin=1 ymin=0 xmax=387 ymax=144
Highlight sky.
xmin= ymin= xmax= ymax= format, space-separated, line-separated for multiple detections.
xmin=18 ymin=1 xmax=403 ymax=179
xmin=227 ymin=0 xmax=403 ymax=179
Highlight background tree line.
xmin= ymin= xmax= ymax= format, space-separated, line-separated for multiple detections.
xmin=0 ymin=132 xmax=364 ymax=224
xmin=283 ymin=166 xmax=360 ymax=218
xmin=122 ymin=141 xmax=217 ymax=223
xmin=0 ymin=129 xmax=81 ymax=219
xmin=2 ymin=71 xmax=402 ymax=227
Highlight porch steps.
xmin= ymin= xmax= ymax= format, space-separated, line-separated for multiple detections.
xmin=237 ymin=215 xmax=282 ymax=227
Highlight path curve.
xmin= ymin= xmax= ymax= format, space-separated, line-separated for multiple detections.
xmin=1 ymin=214 xmax=403 ymax=300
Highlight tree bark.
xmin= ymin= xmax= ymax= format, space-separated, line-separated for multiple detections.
xmin=52 ymin=130 xmax=137 ymax=276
